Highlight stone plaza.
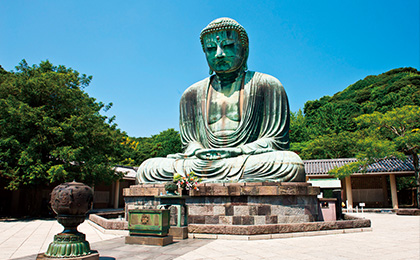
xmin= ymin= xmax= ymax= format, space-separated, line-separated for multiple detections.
xmin=1 ymin=212 xmax=418 ymax=260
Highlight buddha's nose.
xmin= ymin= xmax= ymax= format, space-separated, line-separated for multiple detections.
xmin=216 ymin=45 xmax=225 ymax=58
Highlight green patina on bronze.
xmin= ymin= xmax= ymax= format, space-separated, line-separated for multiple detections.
xmin=128 ymin=209 xmax=170 ymax=236
xmin=136 ymin=17 xmax=306 ymax=183
xmin=45 ymin=231 xmax=91 ymax=258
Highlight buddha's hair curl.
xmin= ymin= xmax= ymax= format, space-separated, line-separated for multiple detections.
xmin=200 ymin=17 xmax=249 ymax=50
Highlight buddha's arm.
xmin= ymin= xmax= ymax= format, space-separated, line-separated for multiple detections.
xmin=236 ymin=73 xmax=289 ymax=155
xmin=238 ymin=138 xmax=277 ymax=155
xmin=167 ymin=141 xmax=204 ymax=159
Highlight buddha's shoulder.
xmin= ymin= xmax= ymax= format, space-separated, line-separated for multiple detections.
xmin=181 ymin=77 xmax=209 ymax=99
xmin=248 ymin=71 xmax=283 ymax=87
xmin=184 ymin=77 xmax=209 ymax=93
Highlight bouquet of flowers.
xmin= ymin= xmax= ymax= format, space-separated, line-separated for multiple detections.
xmin=174 ymin=172 xmax=201 ymax=191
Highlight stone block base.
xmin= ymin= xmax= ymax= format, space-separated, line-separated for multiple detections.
xmin=124 ymin=182 xmax=321 ymax=226
xmin=37 ymin=251 xmax=99 ymax=260
xmin=188 ymin=216 xmax=371 ymax=235
xmin=125 ymin=235 xmax=173 ymax=246
xmin=89 ymin=212 xmax=128 ymax=230
xmin=188 ymin=227 xmax=372 ymax=240
xmin=169 ymin=226 xmax=188 ymax=239
xmin=397 ymin=209 xmax=420 ymax=215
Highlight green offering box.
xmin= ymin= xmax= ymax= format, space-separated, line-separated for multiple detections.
xmin=128 ymin=209 xmax=170 ymax=236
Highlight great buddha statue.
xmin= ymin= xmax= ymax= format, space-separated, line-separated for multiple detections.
xmin=136 ymin=18 xmax=305 ymax=183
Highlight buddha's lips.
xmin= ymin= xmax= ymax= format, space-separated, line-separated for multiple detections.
xmin=215 ymin=60 xmax=229 ymax=65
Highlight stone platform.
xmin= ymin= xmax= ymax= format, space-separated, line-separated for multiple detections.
xmin=124 ymin=182 xmax=323 ymax=231
xmin=188 ymin=214 xmax=371 ymax=236
xmin=124 ymin=182 xmax=371 ymax=236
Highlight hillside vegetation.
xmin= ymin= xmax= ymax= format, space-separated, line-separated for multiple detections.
xmin=290 ymin=67 xmax=420 ymax=159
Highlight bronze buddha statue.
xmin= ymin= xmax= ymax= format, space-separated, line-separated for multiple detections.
xmin=136 ymin=18 xmax=305 ymax=183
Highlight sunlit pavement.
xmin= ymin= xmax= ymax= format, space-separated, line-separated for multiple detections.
xmin=2 ymin=213 xmax=419 ymax=260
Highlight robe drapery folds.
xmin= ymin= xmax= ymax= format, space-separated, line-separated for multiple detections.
xmin=136 ymin=71 xmax=305 ymax=183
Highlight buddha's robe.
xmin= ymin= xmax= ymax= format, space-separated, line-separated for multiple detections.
xmin=136 ymin=71 xmax=305 ymax=183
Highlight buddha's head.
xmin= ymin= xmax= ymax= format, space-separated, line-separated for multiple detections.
xmin=200 ymin=18 xmax=249 ymax=75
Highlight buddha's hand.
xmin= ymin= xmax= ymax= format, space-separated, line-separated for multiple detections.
xmin=252 ymin=148 xmax=275 ymax=155
xmin=167 ymin=150 xmax=198 ymax=159
xmin=167 ymin=153 xmax=185 ymax=159
xmin=195 ymin=148 xmax=242 ymax=160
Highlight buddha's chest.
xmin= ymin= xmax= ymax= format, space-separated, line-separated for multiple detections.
xmin=207 ymin=88 xmax=241 ymax=134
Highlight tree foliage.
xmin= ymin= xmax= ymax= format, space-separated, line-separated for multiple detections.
xmin=119 ymin=128 xmax=182 ymax=167
xmin=0 ymin=60 xmax=125 ymax=190
xmin=290 ymin=67 xmax=420 ymax=160
xmin=328 ymin=105 xmax=420 ymax=208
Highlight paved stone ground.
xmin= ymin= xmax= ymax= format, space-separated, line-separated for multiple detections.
xmin=0 ymin=218 xmax=120 ymax=260
xmin=2 ymin=213 xmax=419 ymax=260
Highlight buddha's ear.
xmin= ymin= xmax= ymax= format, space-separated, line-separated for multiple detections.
xmin=209 ymin=68 xmax=214 ymax=75
xmin=242 ymin=47 xmax=249 ymax=71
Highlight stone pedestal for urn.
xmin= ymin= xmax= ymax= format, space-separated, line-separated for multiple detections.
xmin=37 ymin=181 xmax=99 ymax=260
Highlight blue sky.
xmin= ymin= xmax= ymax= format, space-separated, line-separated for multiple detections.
xmin=1 ymin=1 xmax=419 ymax=137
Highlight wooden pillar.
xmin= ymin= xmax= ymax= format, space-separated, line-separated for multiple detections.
xmin=345 ymin=176 xmax=353 ymax=209
xmin=114 ymin=179 xmax=120 ymax=209
xmin=91 ymin=185 xmax=95 ymax=209
xmin=11 ymin=189 xmax=20 ymax=215
xmin=381 ymin=175 xmax=389 ymax=207
xmin=389 ymin=174 xmax=399 ymax=209
xmin=110 ymin=181 xmax=116 ymax=208
xmin=341 ymin=178 xmax=346 ymax=200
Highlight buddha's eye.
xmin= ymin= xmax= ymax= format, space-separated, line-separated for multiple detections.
xmin=206 ymin=46 xmax=216 ymax=52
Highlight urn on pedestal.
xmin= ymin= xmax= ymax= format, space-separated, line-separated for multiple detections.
xmin=39 ymin=181 xmax=99 ymax=259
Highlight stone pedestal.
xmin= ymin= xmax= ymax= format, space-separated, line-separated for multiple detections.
xmin=186 ymin=182 xmax=321 ymax=225
xmin=169 ymin=226 xmax=189 ymax=239
xmin=124 ymin=182 xmax=323 ymax=236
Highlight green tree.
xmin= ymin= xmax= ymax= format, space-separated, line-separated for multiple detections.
xmin=119 ymin=128 xmax=182 ymax=167
xmin=305 ymin=101 xmax=362 ymax=137
xmin=299 ymin=131 xmax=359 ymax=160
xmin=290 ymin=109 xmax=308 ymax=143
xmin=151 ymin=128 xmax=182 ymax=158
xmin=0 ymin=60 xmax=124 ymax=190
xmin=329 ymin=105 xmax=420 ymax=208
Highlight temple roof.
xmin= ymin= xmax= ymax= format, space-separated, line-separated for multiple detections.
xmin=113 ymin=165 xmax=137 ymax=180
xmin=304 ymin=156 xmax=417 ymax=176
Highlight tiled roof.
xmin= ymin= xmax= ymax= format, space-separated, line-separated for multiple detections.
xmin=113 ymin=165 xmax=137 ymax=180
xmin=304 ymin=156 xmax=417 ymax=176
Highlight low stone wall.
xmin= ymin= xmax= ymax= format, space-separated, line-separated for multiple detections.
xmin=396 ymin=209 xmax=420 ymax=215
xmin=88 ymin=211 xmax=128 ymax=230
xmin=88 ymin=211 xmax=370 ymax=237
xmin=188 ymin=216 xmax=371 ymax=235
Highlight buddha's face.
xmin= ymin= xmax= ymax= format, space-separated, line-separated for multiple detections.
xmin=202 ymin=30 xmax=246 ymax=74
